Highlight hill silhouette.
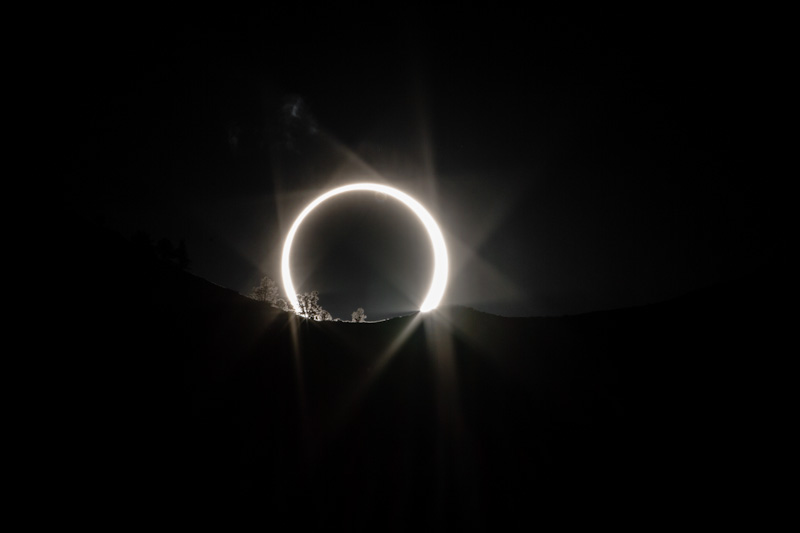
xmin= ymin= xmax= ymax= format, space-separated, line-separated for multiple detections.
xmin=51 ymin=214 xmax=779 ymax=528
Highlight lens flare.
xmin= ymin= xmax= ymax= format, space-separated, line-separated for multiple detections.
xmin=282 ymin=183 xmax=449 ymax=314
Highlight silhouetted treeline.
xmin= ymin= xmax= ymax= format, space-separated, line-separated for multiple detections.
xmin=50 ymin=209 xmax=783 ymax=529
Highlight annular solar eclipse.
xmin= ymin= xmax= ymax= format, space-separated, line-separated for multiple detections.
xmin=282 ymin=183 xmax=449 ymax=314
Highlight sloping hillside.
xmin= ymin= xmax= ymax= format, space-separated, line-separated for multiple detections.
xmin=51 ymin=215 xmax=779 ymax=527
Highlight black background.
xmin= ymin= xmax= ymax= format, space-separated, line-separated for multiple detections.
xmin=61 ymin=9 xmax=781 ymax=318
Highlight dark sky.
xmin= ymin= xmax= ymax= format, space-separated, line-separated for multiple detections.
xmin=62 ymin=10 xmax=777 ymax=319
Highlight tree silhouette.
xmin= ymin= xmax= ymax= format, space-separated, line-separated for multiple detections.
xmin=296 ymin=290 xmax=331 ymax=321
xmin=250 ymin=276 xmax=331 ymax=320
xmin=251 ymin=276 xmax=280 ymax=305
xmin=275 ymin=298 xmax=290 ymax=312
xmin=351 ymin=308 xmax=367 ymax=323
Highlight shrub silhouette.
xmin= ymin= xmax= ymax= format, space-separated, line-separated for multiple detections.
xmin=351 ymin=308 xmax=367 ymax=323
xmin=250 ymin=276 xmax=281 ymax=305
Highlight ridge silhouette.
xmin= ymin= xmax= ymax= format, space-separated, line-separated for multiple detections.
xmin=52 ymin=213 xmax=777 ymax=528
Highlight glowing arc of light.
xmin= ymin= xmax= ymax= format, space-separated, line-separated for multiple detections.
xmin=281 ymin=183 xmax=448 ymax=314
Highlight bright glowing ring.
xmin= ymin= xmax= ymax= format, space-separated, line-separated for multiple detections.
xmin=282 ymin=183 xmax=448 ymax=314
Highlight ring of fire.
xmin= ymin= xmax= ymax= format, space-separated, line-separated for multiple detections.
xmin=281 ymin=183 xmax=449 ymax=314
